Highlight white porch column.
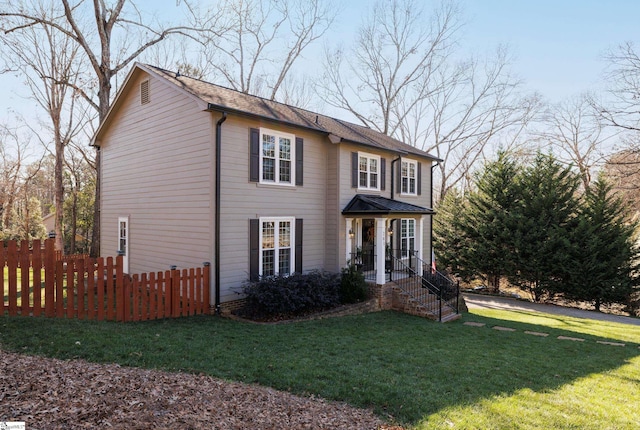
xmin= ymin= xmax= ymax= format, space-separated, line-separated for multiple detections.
xmin=375 ymin=217 xmax=386 ymax=285
xmin=416 ymin=216 xmax=424 ymax=276
xmin=345 ymin=218 xmax=353 ymax=267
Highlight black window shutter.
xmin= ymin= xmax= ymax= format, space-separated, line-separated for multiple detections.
xmin=249 ymin=219 xmax=259 ymax=281
xmin=396 ymin=160 xmax=402 ymax=194
xmin=351 ymin=152 xmax=358 ymax=188
xmin=417 ymin=162 xmax=422 ymax=195
xmin=249 ymin=128 xmax=260 ymax=182
xmin=380 ymin=158 xmax=386 ymax=190
xmin=295 ymin=219 xmax=303 ymax=273
xmin=295 ymin=137 xmax=303 ymax=186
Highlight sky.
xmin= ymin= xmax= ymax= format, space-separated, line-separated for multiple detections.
xmin=1 ymin=0 xmax=639 ymax=129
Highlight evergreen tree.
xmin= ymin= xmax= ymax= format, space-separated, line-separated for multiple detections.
xmin=509 ymin=153 xmax=581 ymax=301
xmin=567 ymin=177 xmax=639 ymax=311
xmin=460 ymin=152 xmax=521 ymax=292
xmin=433 ymin=188 xmax=469 ymax=278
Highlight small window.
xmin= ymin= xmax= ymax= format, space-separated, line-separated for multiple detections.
xmin=401 ymin=159 xmax=417 ymax=195
xmin=358 ymin=152 xmax=381 ymax=191
xmin=140 ymin=80 xmax=150 ymax=105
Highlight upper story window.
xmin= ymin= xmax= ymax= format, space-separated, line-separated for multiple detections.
xmin=358 ymin=152 xmax=380 ymax=190
xmin=261 ymin=128 xmax=295 ymax=185
xmin=401 ymin=159 xmax=417 ymax=195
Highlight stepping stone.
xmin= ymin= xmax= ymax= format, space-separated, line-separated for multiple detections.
xmin=597 ymin=341 xmax=625 ymax=347
xmin=524 ymin=331 xmax=549 ymax=337
xmin=493 ymin=326 xmax=516 ymax=332
xmin=557 ymin=336 xmax=585 ymax=342
xmin=464 ymin=322 xmax=486 ymax=327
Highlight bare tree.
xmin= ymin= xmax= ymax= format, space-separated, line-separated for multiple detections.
xmin=1 ymin=0 xmax=90 ymax=250
xmin=189 ymin=0 xmax=337 ymax=102
xmin=537 ymin=94 xmax=613 ymax=190
xmin=0 ymin=125 xmax=27 ymax=233
xmin=417 ymin=47 xmax=539 ymax=199
xmin=597 ymin=41 xmax=640 ymax=133
xmin=1 ymin=0 xmax=195 ymax=255
xmin=316 ymin=0 xmax=460 ymax=135
xmin=316 ymin=0 xmax=538 ymax=200
xmin=589 ymin=41 xmax=640 ymax=201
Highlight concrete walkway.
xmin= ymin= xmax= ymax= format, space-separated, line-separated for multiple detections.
xmin=463 ymin=293 xmax=640 ymax=326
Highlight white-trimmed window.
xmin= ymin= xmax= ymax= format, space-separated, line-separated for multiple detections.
xmin=358 ymin=152 xmax=380 ymax=190
xmin=260 ymin=128 xmax=295 ymax=185
xmin=118 ymin=216 xmax=129 ymax=273
xmin=401 ymin=159 xmax=417 ymax=195
xmin=259 ymin=217 xmax=295 ymax=276
xmin=400 ymin=218 xmax=415 ymax=258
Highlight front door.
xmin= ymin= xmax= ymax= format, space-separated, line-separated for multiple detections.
xmin=361 ymin=218 xmax=375 ymax=271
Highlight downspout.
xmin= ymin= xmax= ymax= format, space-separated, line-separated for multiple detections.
xmin=430 ymin=161 xmax=439 ymax=267
xmin=215 ymin=112 xmax=227 ymax=315
xmin=390 ymin=156 xmax=401 ymax=200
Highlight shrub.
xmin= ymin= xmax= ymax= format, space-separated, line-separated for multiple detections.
xmin=340 ymin=265 xmax=368 ymax=304
xmin=242 ymin=271 xmax=341 ymax=318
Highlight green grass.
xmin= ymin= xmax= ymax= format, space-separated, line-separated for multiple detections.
xmin=1 ymin=309 xmax=639 ymax=429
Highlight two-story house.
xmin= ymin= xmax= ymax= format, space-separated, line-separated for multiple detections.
xmin=92 ymin=63 xmax=440 ymax=313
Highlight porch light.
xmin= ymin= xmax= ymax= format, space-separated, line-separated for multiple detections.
xmin=348 ymin=229 xmax=355 ymax=239
xmin=387 ymin=227 xmax=393 ymax=235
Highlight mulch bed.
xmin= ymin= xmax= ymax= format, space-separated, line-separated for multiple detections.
xmin=0 ymin=349 xmax=399 ymax=429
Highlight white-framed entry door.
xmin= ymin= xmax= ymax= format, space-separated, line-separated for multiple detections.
xmin=118 ymin=216 xmax=129 ymax=273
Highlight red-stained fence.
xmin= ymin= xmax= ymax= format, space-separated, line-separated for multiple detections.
xmin=2 ymin=239 xmax=211 ymax=321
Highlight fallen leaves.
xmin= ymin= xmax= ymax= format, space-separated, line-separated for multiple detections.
xmin=0 ymin=349 xmax=395 ymax=429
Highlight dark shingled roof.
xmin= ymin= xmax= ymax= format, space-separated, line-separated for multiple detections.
xmin=144 ymin=64 xmax=439 ymax=160
xmin=342 ymin=194 xmax=434 ymax=216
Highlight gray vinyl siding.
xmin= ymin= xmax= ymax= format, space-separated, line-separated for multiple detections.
xmin=100 ymin=72 xmax=214 ymax=275
xmin=324 ymin=144 xmax=339 ymax=272
xmin=217 ymin=116 xmax=330 ymax=303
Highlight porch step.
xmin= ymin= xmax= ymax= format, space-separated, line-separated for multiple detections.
xmin=391 ymin=285 xmax=459 ymax=322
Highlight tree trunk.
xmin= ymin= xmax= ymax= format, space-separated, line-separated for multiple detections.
xmin=54 ymin=133 xmax=64 ymax=252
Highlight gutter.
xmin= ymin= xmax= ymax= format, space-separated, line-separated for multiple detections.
xmin=205 ymin=103 xmax=437 ymax=162
xmin=214 ymin=112 xmax=227 ymax=315
xmin=430 ymin=161 xmax=440 ymax=266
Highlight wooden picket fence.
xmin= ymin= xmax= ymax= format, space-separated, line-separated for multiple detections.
xmin=2 ymin=238 xmax=211 ymax=321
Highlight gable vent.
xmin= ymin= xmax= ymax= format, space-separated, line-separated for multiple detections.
xmin=140 ymin=79 xmax=150 ymax=105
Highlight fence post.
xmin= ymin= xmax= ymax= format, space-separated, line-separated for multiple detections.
xmin=203 ymin=262 xmax=211 ymax=315
xmin=116 ymin=254 xmax=125 ymax=322
xmin=7 ymin=241 xmax=17 ymax=316
xmin=44 ymin=239 xmax=55 ymax=317
xmin=87 ymin=258 xmax=95 ymax=320
xmin=66 ymin=259 xmax=75 ymax=319
xmin=32 ymin=240 xmax=42 ymax=316
xmin=172 ymin=266 xmax=180 ymax=318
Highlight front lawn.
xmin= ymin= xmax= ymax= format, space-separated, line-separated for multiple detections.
xmin=1 ymin=309 xmax=638 ymax=428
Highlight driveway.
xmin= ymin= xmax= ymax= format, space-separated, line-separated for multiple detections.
xmin=463 ymin=293 xmax=640 ymax=326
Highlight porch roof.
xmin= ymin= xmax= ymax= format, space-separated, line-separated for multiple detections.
xmin=342 ymin=194 xmax=434 ymax=216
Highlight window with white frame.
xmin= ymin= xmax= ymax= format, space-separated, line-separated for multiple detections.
xmin=261 ymin=128 xmax=295 ymax=185
xmin=400 ymin=218 xmax=415 ymax=258
xmin=260 ymin=217 xmax=295 ymax=276
xmin=358 ymin=152 xmax=380 ymax=190
xmin=118 ymin=217 xmax=128 ymax=256
xmin=401 ymin=159 xmax=417 ymax=195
